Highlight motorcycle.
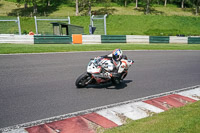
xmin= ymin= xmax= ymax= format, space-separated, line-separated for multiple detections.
xmin=75 ymin=56 xmax=134 ymax=88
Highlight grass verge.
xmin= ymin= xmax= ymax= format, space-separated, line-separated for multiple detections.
xmin=104 ymin=101 xmax=200 ymax=133
xmin=0 ymin=43 xmax=200 ymax=54
xmin=1 ymin=15 xmax=200 ymax=35
xmin=0 ymin=0 xmax=197 ymax=17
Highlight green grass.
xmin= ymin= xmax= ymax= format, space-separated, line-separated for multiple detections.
xmin=0 ymin=0 xmax=19 ymax=16
xmin=1 ymin=0 xmax=200 ymax=36
xmin=20 ymin=17 xmax=35 ymax=34
xmin=0 ymin=43 xmax=200 ymax=54
xmin=106 ymin=15 xmax=200 ymax=36
xmin=1 ymin=15 xmax=199 ymax=36
xmin=0 ymin=0 xmax=197 ymax=17
xmin=105 ymin=101 xmax=200 ymax=133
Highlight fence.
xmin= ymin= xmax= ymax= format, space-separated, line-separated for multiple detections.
xmin=91 ymin=14 xmax=107 ymax=35
xmin=34 ymin=16 xmax=70 ymax=35
xmin=0 ymin=17 xmax=21 ymax=35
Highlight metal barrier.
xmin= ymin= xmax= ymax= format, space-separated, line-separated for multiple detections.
xmin=34 ymin=16 xmax=70 ymax=35
xmin=91 ymin=14 xmax=107 ymax=35
xmin=0 ymin=17 xmax=21 ymax=35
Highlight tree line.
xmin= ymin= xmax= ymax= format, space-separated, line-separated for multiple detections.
xmin=78 ymin=0 xmax=200 ymax=15
xmin=8 ymin=0 xmax=200 ymax=15
xmin=138 ymin=0 xmax=200 ymax=15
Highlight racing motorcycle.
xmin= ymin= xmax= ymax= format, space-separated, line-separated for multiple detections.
xmin=75 ymin=57 xmax=134 ymax=88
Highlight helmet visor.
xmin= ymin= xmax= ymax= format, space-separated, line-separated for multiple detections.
xmin=113 ymin=54 xmax=119 ymax=61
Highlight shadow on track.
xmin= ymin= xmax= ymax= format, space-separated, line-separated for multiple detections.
xmin=84 ymin=80 xmax=133 ymax=90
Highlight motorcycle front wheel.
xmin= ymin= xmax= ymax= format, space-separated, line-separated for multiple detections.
xmin=75 ymin=72 xmax=91 ymax=88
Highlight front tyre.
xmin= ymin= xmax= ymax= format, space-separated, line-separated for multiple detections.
xmin=75 ymin=72 xmax=91 ymax=88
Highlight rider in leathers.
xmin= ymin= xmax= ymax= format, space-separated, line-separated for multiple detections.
xmin=96 ymin=49 xmax=127 ymax=82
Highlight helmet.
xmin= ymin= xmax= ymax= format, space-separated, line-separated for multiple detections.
xmin=112 ymin=49 xmax=123 ymax=61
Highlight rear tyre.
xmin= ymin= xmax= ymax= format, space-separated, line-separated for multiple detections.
xmin=75 ymin=72 xmax=91 ymax=88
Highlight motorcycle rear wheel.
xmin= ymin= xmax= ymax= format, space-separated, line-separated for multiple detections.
xmin=75 ymin=72 xmax=91 ymax=88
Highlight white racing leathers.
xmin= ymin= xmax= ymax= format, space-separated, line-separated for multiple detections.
xmin=97 ymin=54 xmax=130 ymax=79
xmin=76 ymin=54 xmax=134 ymax=88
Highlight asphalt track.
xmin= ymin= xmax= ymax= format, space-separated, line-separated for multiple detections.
xmin=0 ymin=50 xmax=200 ymax=128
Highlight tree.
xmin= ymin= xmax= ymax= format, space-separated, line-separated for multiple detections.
xmin=136 ymin=0 xmax=138 ymax=8
xmin=76 ymin=0 xmax=79 ymax=16
xmin=88 ymin=0 xmax=91 ymax=15
xmin=193 ymin=0 xmax=200 ymax=15
xmin=164 ymin=0 xmax=167 ymax=6
xmin=181 ymin=0 xmax=185 ymax=8
xmin=24 ymin=0 xmax=28 ymax=9
xmin=125 ymin=0 xmax=127 ymax=7
xmin=48 ymin=0 xmax=51 ymax=6
xmin=139 ymin=0 xmax=152 ymax=14
xmin=146 ymin=0 xmax=150 ymax=14
xmin=32 ymin=0 xmax=38 ymax=14
xmin=44 ymin=0 xmax=51 ymax=6
xmin=79 ymin=0 xmax=101 ymax=15
xmin=16 ymin=0 xmax=29 ymax=9
xmin=157 ymin=0 xmax=160 ymax=4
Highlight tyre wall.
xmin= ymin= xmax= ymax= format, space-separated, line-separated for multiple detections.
xmin=0 ymin=34 xmax=200 ymax=44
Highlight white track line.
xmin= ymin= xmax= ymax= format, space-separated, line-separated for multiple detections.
xmin=0 ymin=50 xmax=199 ymax=56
